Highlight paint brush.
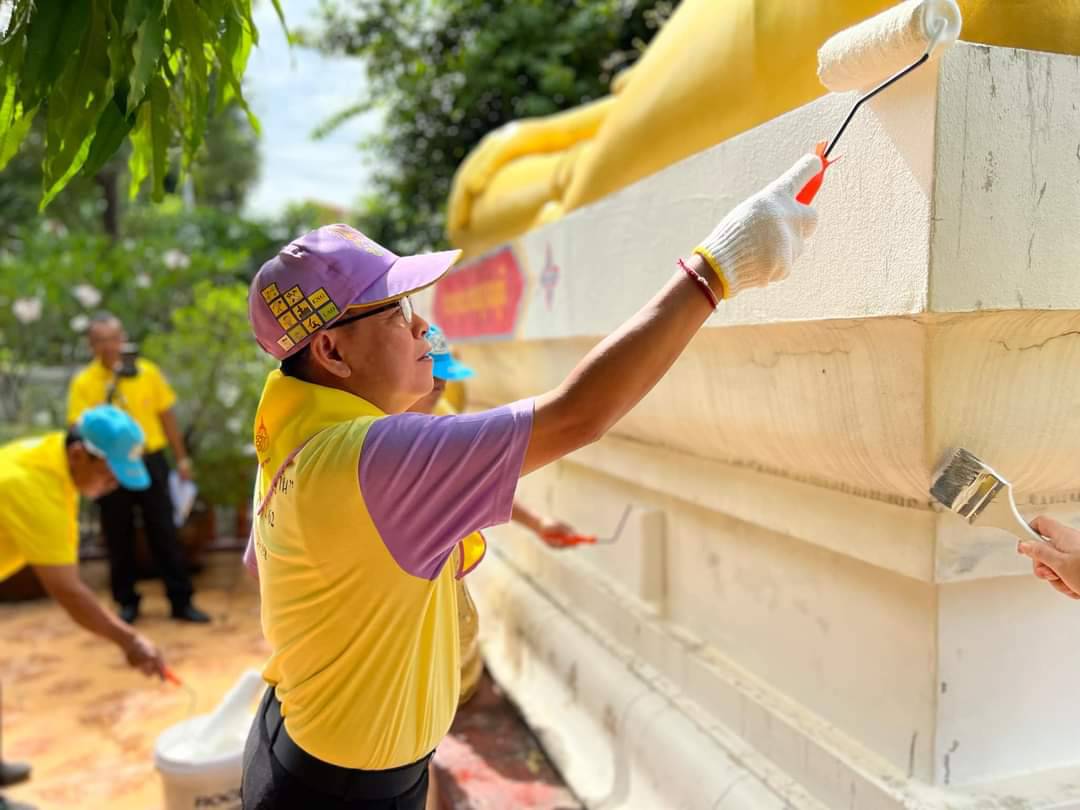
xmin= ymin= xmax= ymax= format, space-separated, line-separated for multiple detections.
xmin=164 ymin=666 xmax=198 ymax=717
xmin=541 ymin=505 xmax=633 ymax=548
xmin=929 ymin=448 xmax=1043 ymax=542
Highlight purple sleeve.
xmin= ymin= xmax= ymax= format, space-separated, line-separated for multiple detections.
xmin=360 ymin=398 xmax=534 ymax=579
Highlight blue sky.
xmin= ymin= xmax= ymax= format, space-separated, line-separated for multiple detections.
xmin=244 ymin=0 xmax=382 ymax=218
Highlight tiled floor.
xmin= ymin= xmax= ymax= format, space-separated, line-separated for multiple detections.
xmin=1 ymin=566 xmax=266 ymax=810
xmin=0 ymin=562 xmax=578 ymax=810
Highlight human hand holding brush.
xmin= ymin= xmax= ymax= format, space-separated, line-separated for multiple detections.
xmin=123 ymin=631 xmax=168 ymax=678
xmin=1018 ymin=517 xmax=1080 ymax=600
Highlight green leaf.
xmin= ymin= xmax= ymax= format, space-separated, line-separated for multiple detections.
xmin=19 ymin=0 xmax=87 ymax=109
xmin=148 ymin=73 xmax=171 ymax=200
xmin=81 ymin=94 xmax=134 ymax=179
xmin=40 ymin=3 xmax=113 ymax=209
xmin=103 ymin=0 xmax=128 ymax=92
xmin=127 ymin=1 xmax=167 ymax=113
xmin=123 ymin=0 xmax=159 ymax=36
xmin=213 ymin=6 xmax=259 ymax=133
xmin=0 ymin=35 xmax=27 ymax=135
xmin=0 ymin=103 xmax=36 ymax=170
xmin=128 ymin=105 xmax=152 ymax=198
xmin=268 ymin=0 xmax=288 ymax=42
xmin=169 ymin=0 xmax=211 ymax=166
xmin=311 ymin=103 xmax=368 ymax=140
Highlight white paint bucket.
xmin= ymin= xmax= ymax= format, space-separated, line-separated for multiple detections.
xmin=154 ymin=669 xmax=265 ymax=810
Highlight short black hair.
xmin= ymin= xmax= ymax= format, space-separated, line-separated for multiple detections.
xmin=65 ymin=424 xmax=82 ymax=447
xmin=89 ymin=311 xmax=119 ymax=328
xmin=280 ymin=346 xmax=312 ymax=381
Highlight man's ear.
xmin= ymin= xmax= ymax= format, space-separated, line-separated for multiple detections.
xmin=308 ymin=332 xmax=352 ymax=380
xmin=66 ymin=442 xmax=93 ymax=482
xmin=67 ymin=442 xmax=87 ymax=465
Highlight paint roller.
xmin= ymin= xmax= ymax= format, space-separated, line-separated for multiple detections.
xmin=541 ymin=505 xmax=633 ymax=549
xmin=796 ymin=0 xmax=963 ymax=204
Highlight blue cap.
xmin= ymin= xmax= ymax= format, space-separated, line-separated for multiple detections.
xmin=78 ymin=405 xmax=151 ymax=491
xmin=427 ymin=324 xmax=474 ymax=382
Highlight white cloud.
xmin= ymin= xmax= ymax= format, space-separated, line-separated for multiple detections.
xmin=244 ymin=0 xmax=382 ymax=218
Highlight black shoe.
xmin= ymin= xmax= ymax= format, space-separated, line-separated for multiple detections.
xmin=0 ymin=761 xmax=30 ymax=788
xmin=118 ymin=602 xmax=139 ymax=625
xmin=171 ymin=604 xmax=211 ymax=623
xmin=0 ymin=796 xmax=37 ymax=810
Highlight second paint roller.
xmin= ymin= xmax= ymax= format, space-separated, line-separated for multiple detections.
xmin=797 ymin=0 xmax=963 ymax=204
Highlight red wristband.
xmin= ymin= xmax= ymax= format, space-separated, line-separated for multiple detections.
xmin=677 ymin=257 xmax=720 ymax=309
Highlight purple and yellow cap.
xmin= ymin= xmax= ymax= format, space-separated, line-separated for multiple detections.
xmin=249 ymin=224 xmax=462 ymax=360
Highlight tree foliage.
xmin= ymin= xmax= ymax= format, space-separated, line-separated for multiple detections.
xmin=0 ymin=0 xmax=283 ymax=208
xmin=0 ymin=99 xmax=260 ymax=244
xmin=144 ymin=282 xmax=272 ymax=505
xmin=313 ymin=0 xmax=678 ymax=254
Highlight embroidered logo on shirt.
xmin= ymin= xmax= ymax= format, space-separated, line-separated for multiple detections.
xmin=255 ymin=418 xmax=270 ymax=458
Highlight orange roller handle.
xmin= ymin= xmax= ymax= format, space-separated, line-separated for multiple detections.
xmin=796 ymin=141 xmax=838 ymax=205
xmin=542 ymin=531 xmax=596 ymax=548
xmin=163 ymin=666 xmax=183 ymax=686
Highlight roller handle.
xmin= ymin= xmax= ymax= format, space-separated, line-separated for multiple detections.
xmin=796 ymin=141 xmax=837 ymax=205
xmin=163 ymin=666 xmax=183 ymax=686
xmin=541 ymin=530 xmax=597 ymax=548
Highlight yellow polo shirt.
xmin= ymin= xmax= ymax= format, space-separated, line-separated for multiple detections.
xmin=67 ymin=359 xmax=176 ymax=452
xmin=251 ymin=371 xmax=531 ymax=769
xmin=0 ymin=433 xmax=79 ymax=582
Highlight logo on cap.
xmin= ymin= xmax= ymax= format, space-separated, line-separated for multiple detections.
xmin=260 ymin=283 xmax=341 ymax=351
xmin=324 ymin=225 xmax=386 ymax=257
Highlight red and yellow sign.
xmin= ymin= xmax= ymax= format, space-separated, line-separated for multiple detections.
xmin=433 ymin=248 xmax=524 ymax=340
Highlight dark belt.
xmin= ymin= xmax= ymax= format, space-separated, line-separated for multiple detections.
xmin=261 ymin=688 xmax=432 ymax=800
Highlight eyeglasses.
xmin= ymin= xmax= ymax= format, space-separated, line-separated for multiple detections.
xmin=327 ymin=296 xmax=413 ymax=331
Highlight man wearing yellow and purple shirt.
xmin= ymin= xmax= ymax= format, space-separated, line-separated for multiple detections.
xmin=241 ymin=153 xmax=822 ymax=809
xmin=67 ymin=313 xmax=208 ymax=625
xmin=0 ymin=406 xmax=168 ymax=810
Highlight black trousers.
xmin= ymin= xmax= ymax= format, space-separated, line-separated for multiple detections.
xmin=242 ymin=690 xmax=430 ymax=810
xmin=97 ymin=450 xmax=193 ymax=609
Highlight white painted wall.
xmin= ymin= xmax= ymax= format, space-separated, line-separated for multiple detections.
xmin=937 ymin=576 xmax=1080 ymax=787
xmin=930 ymin=45 xmax=1080 ymax=312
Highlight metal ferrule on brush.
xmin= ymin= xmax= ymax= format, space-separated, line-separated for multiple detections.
xmin=930 ymin=450 xmax=1007 ymax=522
xmin=930 ymin=448 xmax=1043 ymax=542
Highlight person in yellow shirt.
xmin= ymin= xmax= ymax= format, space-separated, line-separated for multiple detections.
xmin=0 ymin=405 xmax=167 ymax=810
xmin=67 ymin=313 xmax=208 ymax=625
xmin=239 ymin=153 xmax=821 ymax=809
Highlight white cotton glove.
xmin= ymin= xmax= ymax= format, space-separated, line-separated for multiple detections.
xmin=693 ymin=155 xmax=822 ymax=299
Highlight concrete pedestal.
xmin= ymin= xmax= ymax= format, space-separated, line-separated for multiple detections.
xmin=424 ymin=42 xmax=1080 ymax=809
